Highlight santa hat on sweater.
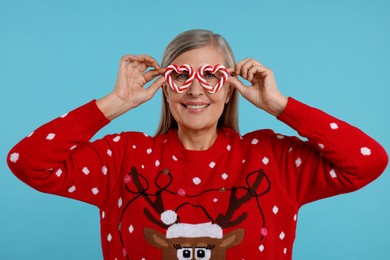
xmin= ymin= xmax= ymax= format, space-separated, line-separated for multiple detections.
xmin=160 ymin=204 xmax=223 ymax=239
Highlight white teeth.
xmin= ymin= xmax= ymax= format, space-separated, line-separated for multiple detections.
xmin=186 ymin=105 xmax=208 ymax=109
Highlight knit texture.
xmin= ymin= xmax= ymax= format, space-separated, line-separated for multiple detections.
xmin=7 ymin=98 xmax=388 ymax=259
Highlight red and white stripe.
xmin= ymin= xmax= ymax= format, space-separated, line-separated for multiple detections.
xmin=164 ymin=64 xmax=195 ymax=93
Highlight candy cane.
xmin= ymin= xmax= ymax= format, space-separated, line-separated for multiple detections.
xmin=197 ymin=64 xmax=228 ymax=94
xmin=164 ymin=64 xmax=228 ymax=94
xmin=164 ymin=64 xmax=195 ymax=93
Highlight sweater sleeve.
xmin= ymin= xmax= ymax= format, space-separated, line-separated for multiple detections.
xmin=274 ymin=97 xmax=388 ymax=207
xmin=6 ymin=100 xmax=128 ymax=208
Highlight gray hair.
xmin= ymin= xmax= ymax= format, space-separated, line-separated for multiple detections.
xmin=155 ymin=29 xmax=239 ymax=135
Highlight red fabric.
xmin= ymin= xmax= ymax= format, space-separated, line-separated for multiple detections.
xmin=7 ymin=98 xmax=388 ymax=259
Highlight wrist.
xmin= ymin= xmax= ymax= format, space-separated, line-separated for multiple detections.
xmin=268 ymin=94 xmax=288 ymax=117
xmin=96 ymin=93 xmax=130 ymax=120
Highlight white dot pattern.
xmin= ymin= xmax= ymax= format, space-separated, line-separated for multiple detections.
xmin=295 ymin=158 xmax=302 ymax=167
xmin=55 ymin=169 xmax=62 ymax=177
xmin=361 ymin=147 xmax=371 ymax=156
xmin=46 ymin=133 xmax=56 ymax=140
xmin=102 ymin=166 xmax=108 ymax=175
xmin=262 ymin=157 xmax=269 ymax=165
xmin=68 ymin=185 xmax=76 ymax=193
xmin=82 ymin=167 xmax=90 ymax=175
xmin=209 ymin=161 xmax=216 ymax=168
xmin=9 ymin=152 xmax=19 ymax=163
xmin=193 ymin=177 xmax=201 ymax=185
xmin=330 ymin=122 xmax=338 ymax=130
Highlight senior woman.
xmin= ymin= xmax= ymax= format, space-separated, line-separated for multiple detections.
xmin=7 ymin=29 xmax=388 ymax=259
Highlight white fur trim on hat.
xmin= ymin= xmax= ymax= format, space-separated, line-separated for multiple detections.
xmin=166 ymin=222 xmax=223 ymax=239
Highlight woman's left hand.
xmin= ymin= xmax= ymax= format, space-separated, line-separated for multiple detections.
xmin=227 ymin=58 xmax=288 ymax=117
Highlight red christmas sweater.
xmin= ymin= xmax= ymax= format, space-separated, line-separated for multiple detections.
xmin=7 ymin=97 xmax=388 ymax=260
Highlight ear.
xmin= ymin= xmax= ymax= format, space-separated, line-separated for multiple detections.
xmin=219 ymin=228 xmax=245 ymax=249
xmin=144 ymin=228 xmax=169 ymax=249
xmin=162 ymin=83 xmax=170 ymax=102
xmin=225 ymin=84 xmax=234 ymax=103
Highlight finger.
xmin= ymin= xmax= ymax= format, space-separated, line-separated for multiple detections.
xmin=227 ymin=67 xmax=236 ymax=76
xmin=240 ymin=59 xmax=262 ymax=80
xmin=120 ymin=54 xmax=140 ymax=63
xmin=143 ymin=68 xmax=165 ymax=83
xmin=247 ymin=65 xmax=265 ymax=82
xmin=235 ymin=58 xmax=251 ymax=77
xmin=145 ymin=76 xmax=165 ymax=99
xmin=136 ymin=54 xmax=161 ymax=70
xmin=226 ymin=75 xmax=249 ymax=96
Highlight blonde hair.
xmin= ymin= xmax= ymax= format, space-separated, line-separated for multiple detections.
xmin=155 ymin=29 xmax=239 ymax=135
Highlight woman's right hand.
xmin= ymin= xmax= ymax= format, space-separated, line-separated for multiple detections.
xmin=97 ymin=54 xmax=165 ymax=120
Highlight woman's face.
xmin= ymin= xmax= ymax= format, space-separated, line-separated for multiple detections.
xmin=163 ymin=45 xmax=232 ymax=133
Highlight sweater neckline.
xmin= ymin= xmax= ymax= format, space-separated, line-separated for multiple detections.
xmin=166 ymin=128 xmax=233 ymax=162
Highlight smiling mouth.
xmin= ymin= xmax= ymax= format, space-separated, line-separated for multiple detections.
xmin=182 ymin=104 xmax=210 ymax=109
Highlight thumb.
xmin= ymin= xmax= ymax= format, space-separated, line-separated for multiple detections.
xmin=145 ymin=76 xmax=165 ymax=99
xmin=227 ymin=76 xmax=248 ymax=97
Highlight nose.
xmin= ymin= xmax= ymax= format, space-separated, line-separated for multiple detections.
xmin=186 ymin=77 xmax=204 ymax=96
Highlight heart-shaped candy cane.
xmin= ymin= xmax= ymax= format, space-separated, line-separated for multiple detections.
xmin=164 ymin=64 xmax=195 ymax=93
xmin=197 ymin=64 xmax=228 ymax=94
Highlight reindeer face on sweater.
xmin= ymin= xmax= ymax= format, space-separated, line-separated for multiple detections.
xmin=144 ymin=227 xmax=244 ymax=259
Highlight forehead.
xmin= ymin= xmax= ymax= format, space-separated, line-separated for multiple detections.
xmin=171 ymin=46 xmax=226 ymax=67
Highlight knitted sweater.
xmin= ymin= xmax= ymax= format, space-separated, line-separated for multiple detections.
xmin=7 ymin=97 xmax=388 ymax=260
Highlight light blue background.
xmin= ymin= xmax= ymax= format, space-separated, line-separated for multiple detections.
xmin=1 ymin=0 xmax=389 ymax=259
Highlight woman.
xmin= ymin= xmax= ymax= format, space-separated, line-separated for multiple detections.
xmin=7 ymin=29 xmax=388 ymax=259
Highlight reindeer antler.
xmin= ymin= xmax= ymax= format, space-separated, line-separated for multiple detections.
xmin=128 ymin=167 xmax=173 ymax=229
xmin=216 ymin=169 xmax=269 ymax=228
